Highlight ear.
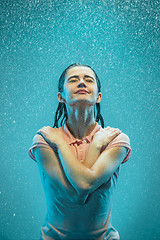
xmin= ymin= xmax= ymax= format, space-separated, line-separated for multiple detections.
xmin=96 ymin=92 xmax=102 ymax=103
xmin=57 ymin=92 xmax=66 ymax=103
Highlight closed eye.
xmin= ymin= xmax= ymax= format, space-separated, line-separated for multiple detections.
xmin=85 ymin=79 xmax=94 ymax=82
xmin=67 ymin=77 xmax=95 ymax=83
xmin=68 ymin=79 xmax=78 ymax=82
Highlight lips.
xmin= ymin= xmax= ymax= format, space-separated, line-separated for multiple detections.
xmin=76 ymin=90 xmax=88 ymax=94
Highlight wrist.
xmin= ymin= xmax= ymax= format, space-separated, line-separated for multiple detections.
xmin=55 ymin=137 xmax=67 ymax=148
xmin=91 ymin=140 xmax=102 ymax=151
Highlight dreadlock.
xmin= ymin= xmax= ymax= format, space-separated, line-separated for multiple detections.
xmin=53 ymin=63 xmax=104 ymax=128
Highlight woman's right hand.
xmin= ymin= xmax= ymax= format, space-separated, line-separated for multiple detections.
xmin=92 ymin=127 xmax=122 ymax=150
xmin=36 ymin=126 xmax=63 ymax=147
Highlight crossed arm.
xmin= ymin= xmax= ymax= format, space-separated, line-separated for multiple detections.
xmin=34 ymin=132 xmax=127 ymax=196
xmin=56 ymin=139 xmax=127 ymax=195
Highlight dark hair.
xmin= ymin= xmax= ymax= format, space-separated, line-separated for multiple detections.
xmin=53 ymin=63 xmax=104 ymax=128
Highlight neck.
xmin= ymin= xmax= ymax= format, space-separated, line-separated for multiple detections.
xmin=66 ymin=105 xmax=96 ymax=139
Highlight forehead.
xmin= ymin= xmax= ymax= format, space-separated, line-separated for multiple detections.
xmin=65 ymin=66 xmax=96 ymax=79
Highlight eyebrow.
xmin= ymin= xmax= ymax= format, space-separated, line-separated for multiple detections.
xmin=67 ymin=75 xmax=95 ymax=81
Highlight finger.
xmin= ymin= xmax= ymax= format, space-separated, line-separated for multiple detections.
xmin=42 ymin=126 xmax=47 ymax=130
xmin=114 ymin=128 xmax=121 ymax=132
xmin=110 ymin=128 xmax=121 ymax=132
xmin=36 ymin=129 xmax=45 ymax=135
xmin=37 ymin=126 xmax=45 ymax=132
xmin=112 ymin=129 xmax=122 ymax=134
xmin=104 ymin=128 xmax=117 ymax=132
xmin=111 ymin=130 xmax=122 ymax=136
xmin=36 ymin=131 xmax=43 ymax=136
xmin=36 ymin=129 xmax=41 ymax=133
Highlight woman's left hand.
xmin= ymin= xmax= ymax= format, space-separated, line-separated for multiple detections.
xmin=36 ymin=126 xmax=63 ymax=146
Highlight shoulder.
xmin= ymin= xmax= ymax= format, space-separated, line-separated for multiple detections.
xmin=114 ymin=132 xmax=130 ymax=143
xmin=102 ymin=126 xmax=130 ymax=142
xmin=32 ymin=133 xmax=47 ymax=144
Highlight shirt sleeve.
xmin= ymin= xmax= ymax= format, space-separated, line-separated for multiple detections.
xmin=103 ymin=133 xmax=132 ymax=164
xmin=28 ymin=134 xmax=54 ymax=162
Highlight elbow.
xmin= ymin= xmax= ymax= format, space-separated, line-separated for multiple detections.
xmin=77 ymin=183 xmax=93 ymax=196
xmin=77 ymin=183 xmax=91 ymax=195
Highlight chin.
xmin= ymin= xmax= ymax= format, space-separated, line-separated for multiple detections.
xmin=71 ymin=100 xmax=95 ymax=107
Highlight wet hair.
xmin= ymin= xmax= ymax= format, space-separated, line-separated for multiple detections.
xmin=53 ymin=63 xmax=104 ymax=128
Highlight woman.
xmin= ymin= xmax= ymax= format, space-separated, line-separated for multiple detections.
xmin=28 ymin=63 xmax=132 ymax=240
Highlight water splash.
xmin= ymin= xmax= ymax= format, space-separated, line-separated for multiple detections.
xmin=79 ymin=0 xmax=83 ymax=6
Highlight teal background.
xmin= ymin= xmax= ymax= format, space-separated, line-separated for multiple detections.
xmin=0 ymin=1 xmax=159 ymax=240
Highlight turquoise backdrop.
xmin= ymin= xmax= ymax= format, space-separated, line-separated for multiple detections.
xmin=1 ymin=1 xmax=159 ymax=239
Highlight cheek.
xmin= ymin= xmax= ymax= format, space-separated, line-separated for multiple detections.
xmin=63 ymin=85 xmax=72 ymax=96
xmin=64 ymin=89 xmax=74 ymax=100
xmin=92 ymin=86 xmax=98 ymax=96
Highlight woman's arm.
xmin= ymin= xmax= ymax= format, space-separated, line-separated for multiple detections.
xmin=34 ymin=145 xmax=88 ymax=204
xmin=36 ymin=126 xmax=126 ymax=195
xmin=82 ymin=141 xmax=101 ymax=168
xmin=82 ymin=126 xmax=122 ymax=168
xmin=56 ymin=139 xmax=98 ymax=194
xmin=56 ymin=139 xmax=126 ymax=195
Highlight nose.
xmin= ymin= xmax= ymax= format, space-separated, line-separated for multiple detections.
xmin=78 ymin=78 xmax=87 ymax=87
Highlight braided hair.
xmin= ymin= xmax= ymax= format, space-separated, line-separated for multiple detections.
xmin=53 ymin=63 xmax=104 ymax=128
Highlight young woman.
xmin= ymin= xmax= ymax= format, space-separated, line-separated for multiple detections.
xmin=28 ymin=63 xmax=132 ymax=240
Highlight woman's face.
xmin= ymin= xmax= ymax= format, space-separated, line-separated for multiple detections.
xmin=58 ymin=66 xmax=102 ymax=107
